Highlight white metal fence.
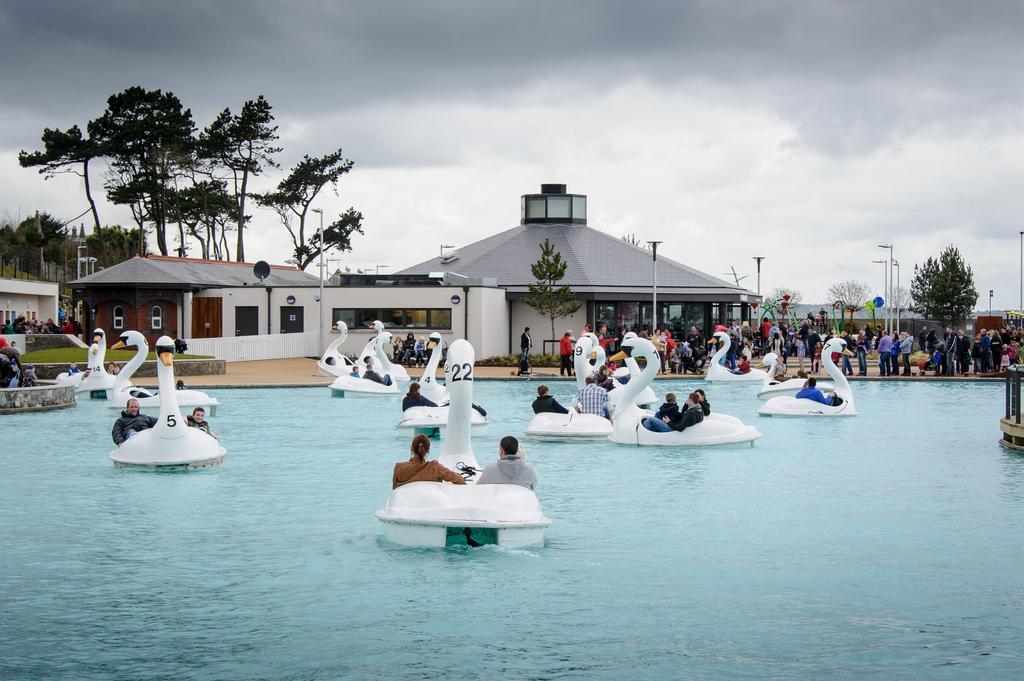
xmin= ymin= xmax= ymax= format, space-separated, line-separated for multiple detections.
xmin=183 ymin=332 xmax=320 ymax=362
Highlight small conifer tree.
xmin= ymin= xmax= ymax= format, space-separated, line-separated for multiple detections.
xmin=523 ymin=238 xmax=583 ymax=343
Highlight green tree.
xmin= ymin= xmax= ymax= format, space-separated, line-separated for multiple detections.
xmin=523 ymin=238 xmax=582 ymax=342
xmin=89 ymin=86 xmax=196 ymax=256
xmin=255 ymin=149 xmax=361 ymax=269
xmin=18 ymin=125 xmax=107 ymax=259
xmin=87 ymin=225 xmax=147 ymax=269
xmin=911 ymin=245 xmax=978 ymax=327
xmin=199 ymin=96 xmax=281 ymax=262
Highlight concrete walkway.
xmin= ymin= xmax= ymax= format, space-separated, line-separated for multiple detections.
xmin=132 ymin=357 xmax=1003 ymax=388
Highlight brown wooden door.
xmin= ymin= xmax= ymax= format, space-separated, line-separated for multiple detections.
xmin=191 ymin=297 xmax=223 ymax=338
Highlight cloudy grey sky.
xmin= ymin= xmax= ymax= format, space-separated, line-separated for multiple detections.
xmin=2 ymin=0 xmax=1022 ymax=306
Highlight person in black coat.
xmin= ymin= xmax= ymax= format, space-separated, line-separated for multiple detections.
xmin=532 ymin=385 xmax=569 ymax=414
xmin=111 ymin=399 xmax=158 ymax=445
xmin=402 ymin=383 xmax=437 ymax=411
xmin=672 ymin=392 xmax=705 ymax=432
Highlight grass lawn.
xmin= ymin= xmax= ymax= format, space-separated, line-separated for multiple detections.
xmin=20 ymin=348 xmax=212 ymax=363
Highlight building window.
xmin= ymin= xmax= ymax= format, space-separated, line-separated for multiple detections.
xmin=428 ymin=309 xmax=451 ymax=329
xmin=330 ymin=308 xmax=453 ymax=331
xmin=547 ymin=196 xmax=571 ymax=219
xmin=151 ymin=305 xmax=163 ymax=330
xmin=112 ymin=305 xmax=124 ymax=330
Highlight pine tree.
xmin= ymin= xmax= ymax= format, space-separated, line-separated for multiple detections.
xmin=523 ymin=238 xmax=582 ymax=343
xmin=910 ymin=245 xmax=978 ymax=327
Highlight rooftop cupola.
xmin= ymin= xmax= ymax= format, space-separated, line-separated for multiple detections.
xmin=520 ymin=183 xmax=587 ymax=225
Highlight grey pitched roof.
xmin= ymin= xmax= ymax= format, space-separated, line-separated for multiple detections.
xmin=70 ymin=256 xmax=319 ymax=289
xmin=397 ymin=223 xmax=756 ymax=297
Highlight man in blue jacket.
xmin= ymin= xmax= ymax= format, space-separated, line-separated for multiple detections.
xmin=794 ymin=377 xmax=835 ymax=406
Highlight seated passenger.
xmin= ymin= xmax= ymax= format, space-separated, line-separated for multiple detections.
xmin=732 ymin=356 xmax=751 ymax=374
xmin=186 ymin=406 xmax=218 ymax=440
xmin=686 ymin=388 xmax=712 ymax=417
xmin=392 ymin=434 xmax=467 ymax=489
xmin=595 ymin=366 xmax=615 ymax=391
xmin=794 ymin=377 xmax=834 ymax=405
xmin=402 ymin=382 xmax=437 ymax=411
xmin=532 ymin=385 xmax=569 ymax=414
xmin=672 ymin=392 xmax=705 ymax=432
xmin=349 ymin=364 xmax=361 ymax=378
xmin=643 ymin=392 xmax=681 ymax=432
xmin=111 ymin=398 xmax=158 ymax=445
xmin=477 ymin=435 xmax=537 ymax=490
xmin=362 ymin=357 xmax=392 ymax=385
xmin=176 ymin=379 xmax=186 ymax=390
xmin=572 ymin=374 xmax=610 ymax=420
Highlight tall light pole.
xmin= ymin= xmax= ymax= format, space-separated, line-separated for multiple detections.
xmin=873 ymin=259 xmax=887 ymax=330
xmin=1011 ymin=232 xmax=1019 ymax=309
xmin=646 ymin=241 xmax=662 ymax=331
xmin=989 ymin=289 xmax=994 ymax=317
xmin=312 ymin=208 xmax=325 ymax=355
xmin=878 ymin=244 xmax=893 ymax=329
xmin=893 ymin=260 xmax=901 ymax=333
xmin=752 ymin=256 xmax=766 ymax=294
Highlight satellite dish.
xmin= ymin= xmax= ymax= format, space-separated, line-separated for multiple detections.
xmin=253 ymin=260 xmax=271 ymax=282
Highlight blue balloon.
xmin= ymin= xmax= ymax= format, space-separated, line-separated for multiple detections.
xmin=874 ymin=296 xmax=885 ymax=308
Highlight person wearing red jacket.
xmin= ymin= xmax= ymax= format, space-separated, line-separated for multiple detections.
xmin=559 ymin=330 xmax=575 ymax=377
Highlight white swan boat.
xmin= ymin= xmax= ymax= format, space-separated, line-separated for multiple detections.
xmin=329 ymin=331 xmax=400 ymax=396
xmin=55 ymin=328 xmax=117 ymax=397
xmin=609 ymin=337 xmax=762 ymax=446
xmin=704 ymin=330 xmax=768 ymax=382
xmin=377 ymin=339 xmax=551 ymax=548
xmin=105 ymin=331 xmax=220 ymax=414
xmin=607 ymin=332 xmax=658 ymax=408
xmin=414 ymin=332 xmax=447 ymax=403
xmin=757 ymin=352 xmax=832 ymax=399
xmin=758 ymin=338 xmax=857 ymax=417
xmin=525 ymin=334 xmax=613 ymax=440
xmin=355 ymin=320 xmax=411 ymax=382
xmin=317 ymin=321 xmax=358 ymax=377
xmin=397 ymin=333 xmax=488 ymax=435
xmin=110 ymin=335 xmax=225 ymax=470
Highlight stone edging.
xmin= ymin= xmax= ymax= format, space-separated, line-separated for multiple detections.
xmin=31 ymin=359 xmax=226 ymax=380
xmin=0 ymin=384 xmax=77 ymax=414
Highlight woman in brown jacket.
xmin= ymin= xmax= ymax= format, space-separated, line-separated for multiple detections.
xmin=392 ymin=434 xmax=467 ymax=489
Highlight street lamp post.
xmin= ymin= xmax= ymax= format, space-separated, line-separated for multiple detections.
xmin=646 ymin=241 xmax=662 ymax=331
xmin=752 ymin=256 xmax=766 ymax=295
xmin=893 ymin=260 xmax=901 ymax=333
xmin=1019 ymin=232 xmax=1023 ymax=310
xmin=878 ymin=244 xmax=894 ymax=329
xmin=990 ymin=289 xmax=994 ymax=317
xmin=312 ymin=208 xmax=325 ymax=356
xmin=872 ymin=259 xmax=887 ymax=331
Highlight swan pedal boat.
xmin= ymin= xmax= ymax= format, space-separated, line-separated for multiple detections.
xmin=395 ymin=332 xmax=470 ymax=435
xmin=525 ymin=333 xmax=612 ymax=440
xmin=110 ymin=335 xmax=225 ymax=470
xmin=317 ymin=321 xmax=358 ymax=377
xmin=377 ymin=339 xmax=550 ymax=548
xmin=330 ymin=330 xmax=401 ymax=396
xmin=608 ymin=336 xmax=761 ymax=446
xmin=758 ymin=338 xmax=857 ymax=417
xmin=354 ymin=320 xmax=410 ymax=382
xmin=757 ymin=352 xmax=832 ymax=399
xmin=55 ymin=328 xmax=117 ymax=397
xmin=704 ymin=330 xmax=768 ymax=383
xmin=105 ymin=330 xmax=220 ymax=414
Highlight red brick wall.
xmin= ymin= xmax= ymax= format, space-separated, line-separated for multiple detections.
xmin=95 ymin=298 xmax=179 ymax=347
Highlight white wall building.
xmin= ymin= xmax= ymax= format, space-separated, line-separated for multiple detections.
xmin=1 ymin=278 xmax=59 ymax=326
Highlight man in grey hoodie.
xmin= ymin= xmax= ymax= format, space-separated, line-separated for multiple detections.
xmin=477 ymin=436 xmax=537 ymax=491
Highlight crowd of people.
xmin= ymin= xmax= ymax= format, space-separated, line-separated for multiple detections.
xmin=1 ymin=316 xmax=81 ymax=336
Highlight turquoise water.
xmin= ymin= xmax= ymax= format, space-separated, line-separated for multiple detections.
xmin=2 ymin=379 xmax=1022 ymax=680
